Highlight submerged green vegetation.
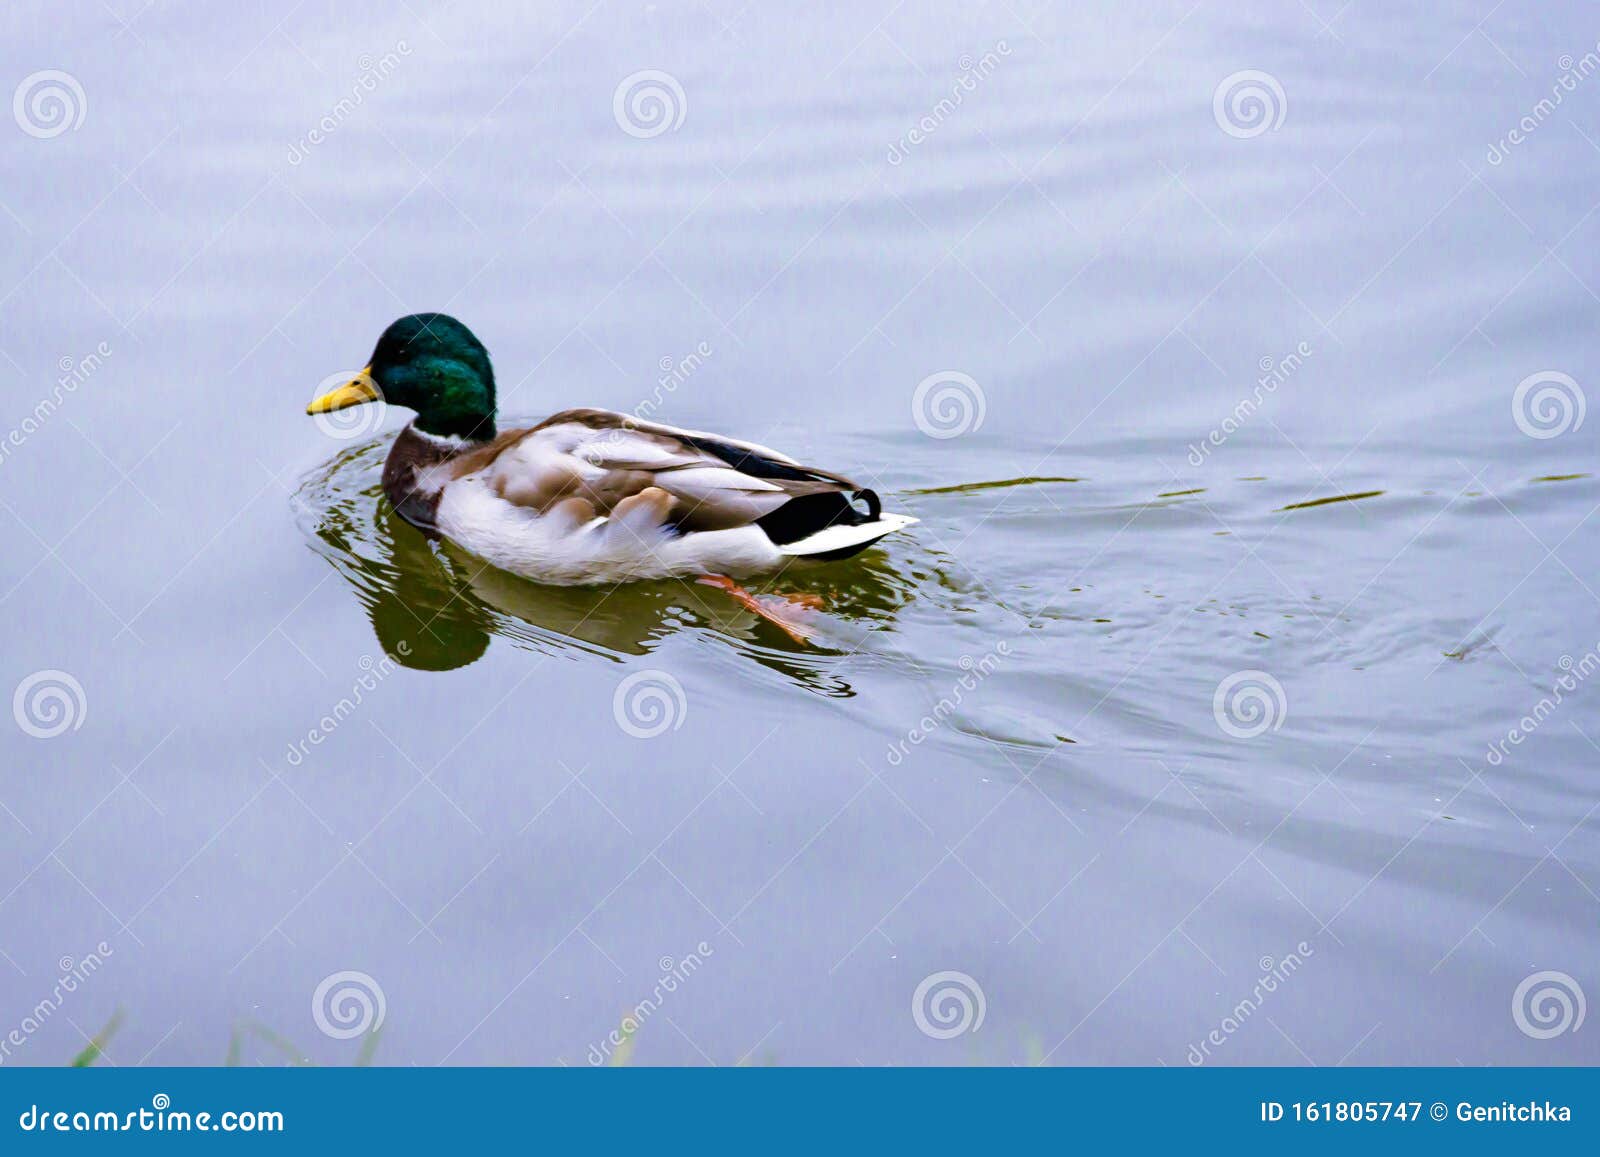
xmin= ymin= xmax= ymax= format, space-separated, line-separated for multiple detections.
xmin=66 ymin=1013 xmax=381 ymax=1067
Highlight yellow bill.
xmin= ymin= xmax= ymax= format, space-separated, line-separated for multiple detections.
xmin=307 ymin=368 xmax=379 ymax=414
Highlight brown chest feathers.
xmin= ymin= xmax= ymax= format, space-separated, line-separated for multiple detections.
xmin=380 ymin=425 xmax=511 ymax=534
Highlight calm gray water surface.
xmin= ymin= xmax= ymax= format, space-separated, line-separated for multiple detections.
xmin=1 ymin=2 xmax=1597 ymax=1065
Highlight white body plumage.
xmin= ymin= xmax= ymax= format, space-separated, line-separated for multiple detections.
xmin=422 ymin=414 xmax=915 ymax=585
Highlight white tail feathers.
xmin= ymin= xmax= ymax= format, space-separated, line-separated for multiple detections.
xmin=777 ymin=512 xmax=918 ymax=557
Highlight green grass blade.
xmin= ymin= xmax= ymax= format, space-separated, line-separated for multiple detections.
xmin=70 ymin=1010 xmax=124 ymax=1067
xmin=354 ymin=1025 xmax=383 ymax=1066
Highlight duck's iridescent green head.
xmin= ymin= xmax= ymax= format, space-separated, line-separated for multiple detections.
xmin=309 ymin=313 xmax=496 ymax=440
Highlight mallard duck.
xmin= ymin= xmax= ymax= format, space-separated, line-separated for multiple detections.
xmin=307 ymin=314 xmax=916 ymax=638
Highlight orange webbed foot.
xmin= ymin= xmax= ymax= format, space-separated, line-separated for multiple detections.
xmin=696 ymin=575 xmax=822 ymax=645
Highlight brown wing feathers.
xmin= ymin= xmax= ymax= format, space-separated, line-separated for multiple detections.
xmin=460 ymin=408 xmax=879 ymax=543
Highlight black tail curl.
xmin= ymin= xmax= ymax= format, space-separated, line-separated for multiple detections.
xmin=756 ymin=487 xmax=883 ymax=546
xmin=675 ymin=430 xmax=884 ymax=547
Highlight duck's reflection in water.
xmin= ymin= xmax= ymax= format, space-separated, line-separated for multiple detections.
xmin=294 ymin=439 xmax=914 ymax=693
